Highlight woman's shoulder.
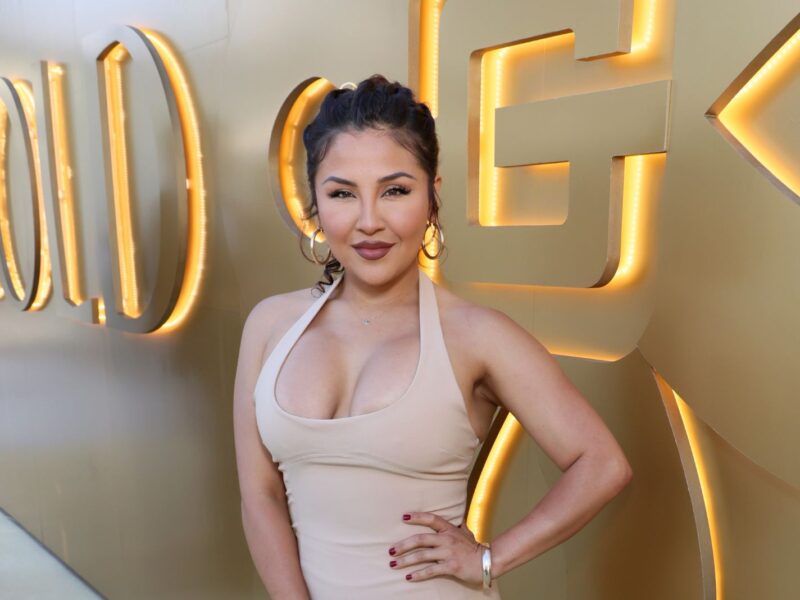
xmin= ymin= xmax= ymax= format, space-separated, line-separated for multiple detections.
xmin=432 ymin=280 xmax=524 ymax=348
xmin=244 ymin=283 xmax=327 ymax=347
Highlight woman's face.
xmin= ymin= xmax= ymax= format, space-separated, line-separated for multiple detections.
xmin=314 ymin=127 xmax=441 ymax=285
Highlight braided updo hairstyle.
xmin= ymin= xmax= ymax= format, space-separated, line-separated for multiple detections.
xmin=301 ymin=74 xmax=444 ymax=294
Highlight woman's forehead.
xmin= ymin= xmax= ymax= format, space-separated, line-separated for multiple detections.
xmin=321 ymin=128 xmax=420 ymax=172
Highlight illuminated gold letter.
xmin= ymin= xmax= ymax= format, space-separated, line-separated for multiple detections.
xmin=82 ymin=25 xmax=206 ymax=334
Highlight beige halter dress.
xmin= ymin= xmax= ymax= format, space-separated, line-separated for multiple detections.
xmin=254 ymin=268 xmax=502 ymax=599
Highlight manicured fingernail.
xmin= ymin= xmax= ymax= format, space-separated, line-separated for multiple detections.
xmin=406 ymin=573 xmax=412 ymax=580
xmin=402 ymin=514 xmax=410 ymax=520
xmin=389 ymin=547 xmax=396 ymax=555
xmin=389 ymin=560 xmax=397 ymax=567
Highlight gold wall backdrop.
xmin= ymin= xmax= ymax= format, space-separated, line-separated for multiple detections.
xmin=0 ymin=1 xmax=797 ymax=598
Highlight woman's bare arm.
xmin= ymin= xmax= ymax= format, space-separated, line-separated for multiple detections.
xmin=233 ymin=299 xmax=311 ymax=599
xmin=470 ymin=306 xmax=633 ymax=579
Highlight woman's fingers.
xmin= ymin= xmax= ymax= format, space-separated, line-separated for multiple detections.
xmin=387 ymin=512 xmax=483 ymax=585
xmin=389 ymin=532 xmax=443 ymax=557
xmin=389 ymin=546 xmax=449 ymax=569
xmin=401 ymin=511 xmax=453 ymax=532
xmin=404 ymin=559 xmax=459 ymax=582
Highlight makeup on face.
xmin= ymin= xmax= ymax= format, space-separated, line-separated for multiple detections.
xmin=314 ymin=129 xmax=433 ymax=273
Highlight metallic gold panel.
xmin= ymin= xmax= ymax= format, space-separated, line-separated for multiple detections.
xmin=82 ymin=25 xmax=206 ymax=334
xmin=655 ymin=374 xmax=721 ymax=599
xmin=437 ymin=0 xmax=673 ymax=288
xmin=488 ymin=350 xmax=703 ymax=599
xmin=32 ymin=61 xmax=99 ymax=324
xmin=1 ymin=1 xmax=799 ymax=599
xmin=638 ymin=0 xmax=800 ymax=488
xmin=493 ymin=80 xmax=670 ymax=286
xmin=706 ymin=13 xmax=800 ymax=204
xmin=683 ymin=399 xmax=800 ymax=599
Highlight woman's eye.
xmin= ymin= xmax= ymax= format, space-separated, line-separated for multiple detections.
xmin=385 ymin=185 xmax=411 ymax=197
xmin=329 ymin=189 xmax=354 ymax=199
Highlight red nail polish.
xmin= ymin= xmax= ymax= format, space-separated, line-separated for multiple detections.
xmin=402 ymin=514 xmax=410 ymax=520
xmin=389 ymin=547 xmax=396 ymax=555
xmin=406 ymin=573 xmax=412 ymax=580
xmin=390 ymin=560 xmax=397 ymax=567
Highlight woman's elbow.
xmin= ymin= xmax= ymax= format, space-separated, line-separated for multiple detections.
xmin=608 ymin=452 xmax=633 ymax=493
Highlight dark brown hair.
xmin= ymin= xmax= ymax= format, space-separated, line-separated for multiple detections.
xmin=301 ymin=74 xmax=444 ymax=294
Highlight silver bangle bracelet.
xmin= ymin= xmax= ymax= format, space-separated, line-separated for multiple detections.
xmin=480 ymin=542 xmax=492 ymax=589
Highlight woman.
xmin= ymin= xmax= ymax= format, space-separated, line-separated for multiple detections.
xmin=233 ymin=75 xmax=633 ymax=599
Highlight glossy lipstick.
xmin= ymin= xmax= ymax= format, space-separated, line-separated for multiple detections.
xmin=352 ymin=241 xmax=394 ymax=260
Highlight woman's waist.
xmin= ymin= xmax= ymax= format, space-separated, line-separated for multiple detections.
xmin=285 ymin=470 xmax=467 ymax=532
xmin=288 ymin=493 xmax=468 ymax=544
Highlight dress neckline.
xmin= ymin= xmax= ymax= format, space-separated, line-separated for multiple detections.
xmin=270 ymin=269 xmax=426 ymax=424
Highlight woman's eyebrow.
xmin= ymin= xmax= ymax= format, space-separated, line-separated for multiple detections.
xmin=378 ymin=171 xmax=416 ymax=183
xmin=321 ymin=171 xmax=417 ymax=186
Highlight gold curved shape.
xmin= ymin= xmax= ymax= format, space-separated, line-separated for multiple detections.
xmin=84 ymin=25 xmax=206 ymax=334
xmin=654 ymin=372 xmax=722 ymax=599
xmin=706 ymin=14 xmax=800 ymax=204
xmin=0 ymin=78 xmax=51 ymax=311
xmin=143 ymin=30 xmax=207 ymax=333
xmin=0 ymin=98 xmax=23 ymax=299
xmin=13 ymin=80 xmax=52 ymax=311
xmin=269 ymin=77 xmax=336 ymax=239
xmin=465 ymin=411 xmax=523 ymax=542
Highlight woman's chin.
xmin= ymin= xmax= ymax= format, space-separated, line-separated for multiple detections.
xmin=340 ymin=256 xmax=416 ymax=285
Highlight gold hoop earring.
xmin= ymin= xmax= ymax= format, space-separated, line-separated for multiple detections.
xmin=309 ymin=226 xmax=332 ymax=265
xmin=421 ymin=220 xmax=444 ymax=260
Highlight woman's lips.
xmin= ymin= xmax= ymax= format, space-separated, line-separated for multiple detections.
xmin=352 ymin=244 xmax=394 ymax=260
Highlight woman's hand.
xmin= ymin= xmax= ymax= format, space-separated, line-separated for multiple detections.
xmin=387 ymin=512 xmax=484 ymax=585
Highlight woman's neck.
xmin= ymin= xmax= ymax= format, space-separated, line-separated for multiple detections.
xmin=334 ymin=264 xmax=420 ymax=312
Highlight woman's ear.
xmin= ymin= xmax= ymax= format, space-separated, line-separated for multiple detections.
xmin=434 ymin=175 xmax=442 ymax=196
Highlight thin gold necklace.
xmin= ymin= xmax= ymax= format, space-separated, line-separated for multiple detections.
xmin=340 ymin=273 xmax=418 ymax=325
xmin=346 ymin=301 xmax=391 ymax=325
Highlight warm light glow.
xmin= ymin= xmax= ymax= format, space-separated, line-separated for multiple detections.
xmin=103 ymin=43 xmax=140 ymax=318
xmin=14 ymin=80 xmax=52 ymax=310
xmin=0 ymin=99 xmax=26 ymax=300
xmin=630 ymin=0 xmax=658 ymax=53
xmin=478 ymin=45 xmax=515 ymax=226
xmin=415 ymin=0 xmax=667 ymax=534
xmin=612 ymin=152 xmax=665 ymax=284
xmin=417 ymin=0 xmax=445 ymax=118
xmin=476 ymin=0 xmax=661 ymax=224
xmin=737 ymin=30 xmax=799 ymax=99
xmin=143 ymin=30 xmax=208 ymax=333
xmin=279 ymin=78 xmax=334 ymax=239
xmin=466 ymin=413 xmax=524 ymax=541
xmin=673 ymin=390 xmax=724 ymax=599
xmin=715 ymin=27 xmax=800 ymax=198
xmin=414 ymin=0 xmax=446 ymax=281
xmin=47 ymin=63 xmax=83 ymax=305
xmin=97 ymin=295 xmax=106 ymax=325
xmin=478 ymin=34 xmax=575 ymax=225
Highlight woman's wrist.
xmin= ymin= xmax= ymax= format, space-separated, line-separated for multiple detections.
xmin=479 ymin=542 xmax=493 ymax=589
xmin=484 ymin=536 xmax=508 ymax=580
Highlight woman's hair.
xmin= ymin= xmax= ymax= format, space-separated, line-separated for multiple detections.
xmin=301 ymin=74 xmax=444 ymax=293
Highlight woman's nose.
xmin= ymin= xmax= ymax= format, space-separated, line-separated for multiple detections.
xmin=356 ymin=199 xmax=383 ymax=233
